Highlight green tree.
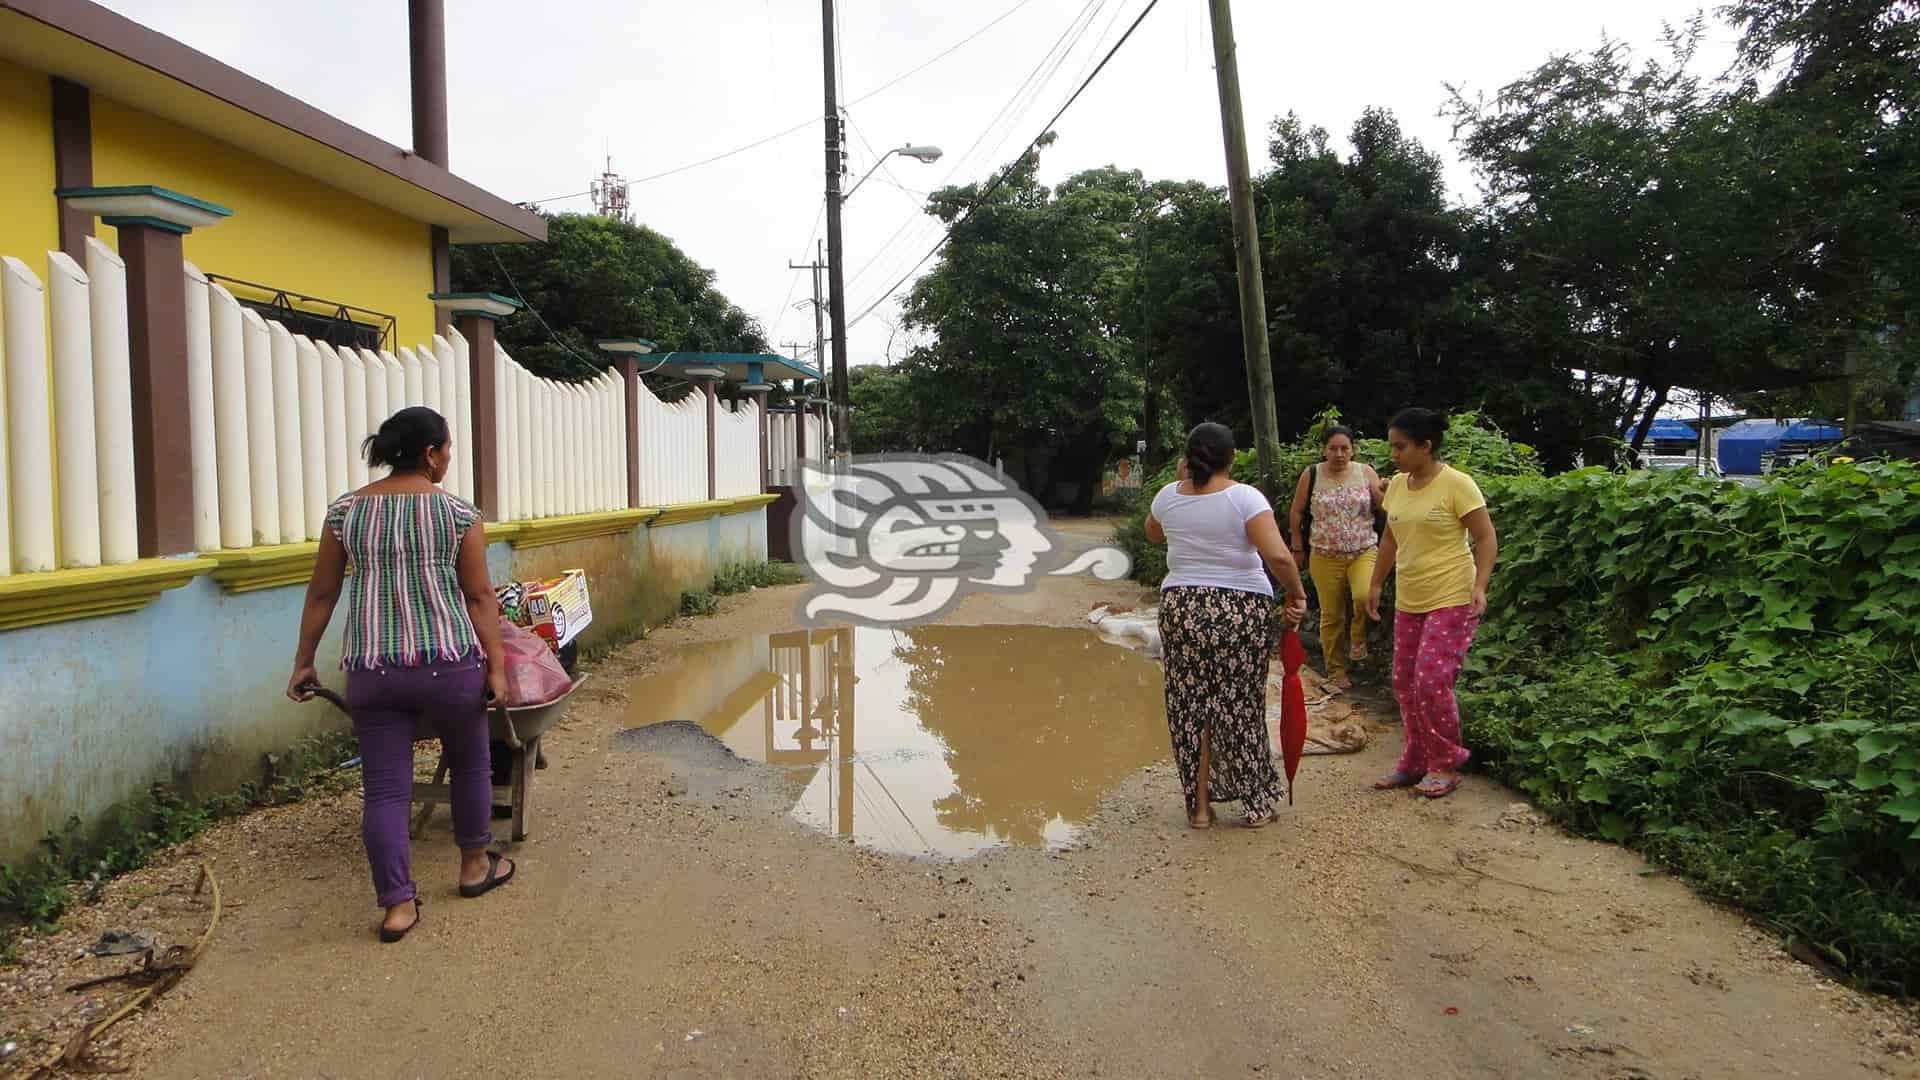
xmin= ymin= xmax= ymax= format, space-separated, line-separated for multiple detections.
xmin=898 ymin=143 xmax=1144 ymax=509
xmin=1446 ymin=26 xmax=1803 ymax=450
xmin=1247 ymin=108 xmax=1605 ymax=466
xmin=1722 ymin=0 xmax=1920 ymax=424
xmin=451 ymin=212 xmax=766 ymax=381
xmin=847 ymin=364 xmax=921 ymax=453
xmin=1127 ymin=180 xmax=1239 ymax=468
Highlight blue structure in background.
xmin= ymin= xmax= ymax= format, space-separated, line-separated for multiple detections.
xmin=1717 ymin=420 xmax=1790 ymax=474
xmin=1625 ymin=418 xmax=1701 ymax=445
xmin=1716 ymin=419 xmax=1844 ymax=474
xmin=1780 ymin=419 xmax=1844 ymax=445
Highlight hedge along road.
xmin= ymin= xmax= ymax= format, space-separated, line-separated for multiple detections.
xmin=79 ymin=546 xmax=1917 ymax=1079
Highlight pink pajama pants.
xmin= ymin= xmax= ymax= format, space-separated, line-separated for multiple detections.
xmin=1391 ymin=604 xmax=1479 ymax=777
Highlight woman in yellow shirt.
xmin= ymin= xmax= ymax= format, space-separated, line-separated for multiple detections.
xmin=1362 ymin=409 xmax=1498 ymax=799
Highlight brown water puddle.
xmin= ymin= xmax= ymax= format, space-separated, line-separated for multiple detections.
xmin=619 ymin=626 xmax=1169 ymax=858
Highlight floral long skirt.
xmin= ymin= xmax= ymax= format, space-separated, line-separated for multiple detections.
xmin=1158 ymin=585 xmax=1284 ymax=817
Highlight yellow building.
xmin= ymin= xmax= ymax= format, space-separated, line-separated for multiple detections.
xmin=0 ymin=0 xmax=544 ymax=348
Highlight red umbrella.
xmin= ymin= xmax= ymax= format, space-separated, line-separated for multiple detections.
xmin=1278 ymin=620 xmax=1308 ymax=803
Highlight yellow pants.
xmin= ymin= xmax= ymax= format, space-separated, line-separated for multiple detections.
xmin=1308 ymin=548 xmax=1378 ymax=681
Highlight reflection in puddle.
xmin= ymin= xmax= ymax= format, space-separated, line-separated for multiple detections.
xmin=621 ymin=626 xmax=1168 ymax=858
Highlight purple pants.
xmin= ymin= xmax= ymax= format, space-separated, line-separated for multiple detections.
xmin=1391 ymin=604 xmax=1480 ymax=777
xmin=346 ymin=654 xmax=492 ymax=907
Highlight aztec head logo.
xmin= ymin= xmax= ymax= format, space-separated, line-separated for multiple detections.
xmin=791 ymin=454 xmax=1130 ymax=626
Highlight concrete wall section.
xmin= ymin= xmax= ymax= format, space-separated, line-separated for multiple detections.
xmin=0 ymin=568 xmax=349 ymax=863
xmin=1 ymin=511 xmax=769 ymax=864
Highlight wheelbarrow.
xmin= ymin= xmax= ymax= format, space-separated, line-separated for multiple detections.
xmin=301 ymin=676 xmax=587 ymax=843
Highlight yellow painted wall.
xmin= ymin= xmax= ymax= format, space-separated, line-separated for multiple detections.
xmin=89 ymin=96 xmax=436 ymax=347
xmin=0 ymin=58 xmax=60 ymax=262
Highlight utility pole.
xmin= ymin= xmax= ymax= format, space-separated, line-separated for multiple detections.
xmin=1207 ymin=0 xmax=1282 ymax=487
xmin=790 ymin=240 xmax=830 ymax=452
xmin=789 ymin=241 xmax=827 ymax=386
xmin=821 ymin=0 xmax=851 ymax=465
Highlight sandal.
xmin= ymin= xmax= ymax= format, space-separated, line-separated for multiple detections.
xmin=378 ymin=898 xmax=421 ymax=944
xmin=1415 ymin=773 xmax=1463 ymax=799
xmin=1241 ymin=808 xmax=1277 ymax=829
xmin=1372 ymin=771 xmax=1420 ymax=790
xmin=458 ymin=852 xmax=517 ymax=898
xmin=1350 ymin=642 xmax=1369 ymax=661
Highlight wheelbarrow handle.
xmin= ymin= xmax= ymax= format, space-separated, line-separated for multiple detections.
xmin=299 ymin=682 xmax=351 ymax=715
xmin=299 ymin=681 xmax=509 ymax=719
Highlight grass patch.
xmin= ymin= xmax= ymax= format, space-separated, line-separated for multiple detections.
xmin=0 ymin=729 xmax=357 ymax=963
xmin=678 ymin=560 xmax=805 ymax=619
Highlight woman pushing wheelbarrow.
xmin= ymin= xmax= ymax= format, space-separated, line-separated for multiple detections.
xmin=286 ymin=407 xmax=517 ymax=943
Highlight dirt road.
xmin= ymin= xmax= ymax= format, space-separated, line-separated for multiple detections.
xmin=5 ymin=519 xmax=1915 ymax=1078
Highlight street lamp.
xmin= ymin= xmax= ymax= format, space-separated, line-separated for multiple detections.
xmin=827 ymin=141 xmax=941 ymax=464
xmin=843 ymin=145 xmax=943 ymax=202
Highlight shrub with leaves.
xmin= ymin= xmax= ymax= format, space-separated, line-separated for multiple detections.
xmin=1464 ymin=460 xmax=1920 ymax=992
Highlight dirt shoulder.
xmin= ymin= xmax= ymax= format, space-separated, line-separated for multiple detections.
xmin=4 ymin=535 xmax=1915 ymax=1078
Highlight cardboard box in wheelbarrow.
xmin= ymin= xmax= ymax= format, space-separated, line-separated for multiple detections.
xmin=498 ymin=569 xmax=593 ymax=652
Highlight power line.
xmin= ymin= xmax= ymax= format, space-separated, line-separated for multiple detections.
xmin=846 ymin=0 xmax=1041 ymax=108
xmin=766 ymin=200 xmax=828 ymax=343
xmin=844 ymin=0 xmax=1106 ymax=295
xmin=518 ymin=0 xmax=1042 ymax=208
xmin=485 ymin=247 xmax=635 ymax=374
xmin=843 ymin=0 xmax=1117 ymax=308
xmin=845 ymin=0 xmax=1165 ymax=333
xmin=847 ymin=0 xmax=1113 ymax=300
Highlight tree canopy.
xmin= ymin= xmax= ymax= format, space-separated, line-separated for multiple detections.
xmin=451 ymin=212 xmax=766 ymax=381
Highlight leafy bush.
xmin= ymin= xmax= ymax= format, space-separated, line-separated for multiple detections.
xmin=1463 ymin=460 xmax=1920 ymax=992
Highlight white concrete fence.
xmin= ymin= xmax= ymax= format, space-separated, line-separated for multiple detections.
xmin=193 ymin=264 xmax=479 ymax=549
xmin=766 ymin=409 xmax=824 ymax=488
xmin=713 ymin=399 xmax=762 ymax=500
xmin=492 ymin=349 xmax=626 ymax=522
xmin=1 ymin=241 xmax=780 ymax=576
xmin=633 ymin=382 xmax=709 ymax=506
xmin=0 ymin=243 xmax=140 ymax=575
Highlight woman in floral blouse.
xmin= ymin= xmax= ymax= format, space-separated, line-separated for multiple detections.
xmin=1287 ymin=425 xmax=1385 ymax=691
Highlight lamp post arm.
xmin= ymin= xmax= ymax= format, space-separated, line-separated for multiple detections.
xmin=842 ymin=151 xmax=899 ymax=203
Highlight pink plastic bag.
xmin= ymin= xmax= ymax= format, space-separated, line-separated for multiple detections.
xmin=499 ymin=617 xmax=572 ymax=707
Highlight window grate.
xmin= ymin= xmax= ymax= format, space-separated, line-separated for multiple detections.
xmin=203 ymin=273 xmax=396 ymax=352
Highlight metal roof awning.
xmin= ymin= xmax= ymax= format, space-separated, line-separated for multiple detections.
xmin=644 ymin=352 xmax=824 ymax=385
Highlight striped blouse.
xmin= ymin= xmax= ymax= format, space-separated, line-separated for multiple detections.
xmin=323 ymin=491 xmax=481 ymax=671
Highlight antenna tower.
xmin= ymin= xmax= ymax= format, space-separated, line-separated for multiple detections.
xmin=590 ymin=157 xmax=631 ymax=222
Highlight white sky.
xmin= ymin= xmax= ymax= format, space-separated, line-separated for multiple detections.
xmin=98 ymin=0 xmax=1735 ymax=372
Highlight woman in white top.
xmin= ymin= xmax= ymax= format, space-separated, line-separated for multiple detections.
xmin=1145 ymin=423 xmax=1308 ymax=829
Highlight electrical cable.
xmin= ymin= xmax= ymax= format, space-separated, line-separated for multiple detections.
xmin=843 ymin=0 xmax=1106 ymax=294
xmin=517 ymin=0 xmax=1044 ymax=206
xmin=844 ymin=0 xmax=1164 ymax=333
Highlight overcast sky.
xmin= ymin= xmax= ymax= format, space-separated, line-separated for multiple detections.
xmin=100 ymin=0 xmax=1734 ymax=373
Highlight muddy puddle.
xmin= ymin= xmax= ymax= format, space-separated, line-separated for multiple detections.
xmin=617 ymin=626 xmax=1168 ymax=858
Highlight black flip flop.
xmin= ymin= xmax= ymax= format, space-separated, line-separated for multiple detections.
xmin=379 ymin=898 xmax=422 ymax=943
xmin=458 ymin=852 xmax=516 ymax=898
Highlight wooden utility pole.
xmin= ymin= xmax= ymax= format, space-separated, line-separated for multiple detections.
xmin=822 ymin=0 xmax=851 ymax=465
xmin=1207 ymin=0 xmax=1282 ymax=487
